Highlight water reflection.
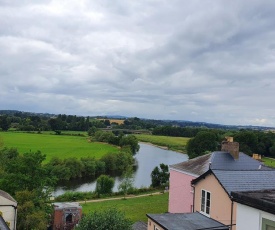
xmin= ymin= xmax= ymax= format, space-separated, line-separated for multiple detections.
xmin=53 ymin=143 xmax=188 ymax=196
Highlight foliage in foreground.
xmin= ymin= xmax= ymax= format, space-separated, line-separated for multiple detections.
xmin=0 ymin=148 xmax=56 ymax=229
xmin=76 ymin=208 xmax=132 ymax=230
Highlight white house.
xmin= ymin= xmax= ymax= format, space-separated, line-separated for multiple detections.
xmin=232 ymin=189 xmax=275 ymax=230
xmin=0 ymin=190 xmax=17 ymax=230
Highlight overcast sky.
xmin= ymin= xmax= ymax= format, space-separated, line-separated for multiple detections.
xmin=1 ymin=0 xmax=275 ymax=126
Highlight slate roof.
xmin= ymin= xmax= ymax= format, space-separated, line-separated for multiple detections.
xmin=231 ymin=189 xmax=275 ymax=215
xmin=0 ymin=190 xmax=16 ymax=203
xmin=169 ymin=153 xmax=212 ymax=176
xmin=132 ymin=221 xmax=147 ymax=230
xmin=147 ymin=212 xmax=229 ymax=230
xmin=212 ymin=170 xmax=275 ymax=195
xmin=0 ymin=215 xmax=10 ymax=230
xmin=170 ymin=151 xmax=267 ymax=176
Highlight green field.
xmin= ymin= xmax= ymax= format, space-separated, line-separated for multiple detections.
xmin=262 ymin=157 xmax=275 ymax=168
xmin=134 ymin=134 xmax=189 ymax=152
xmin=0 ymin=131 xmax=119 ymax=162
xmin=81 ymin=193 xmax=168 ymax=222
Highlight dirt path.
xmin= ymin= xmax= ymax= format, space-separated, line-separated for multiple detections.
xmin=78 ymin=192 xmax=164 ymax=204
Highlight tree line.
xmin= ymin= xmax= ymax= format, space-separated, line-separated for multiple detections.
xmin=186 ymin=130 xmax=275 ymax=158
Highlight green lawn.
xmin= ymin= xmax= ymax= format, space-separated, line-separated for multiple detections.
xmin=134 ymin=134 xmax=189 ymax=152
xmin=0 ymin=131 xmax=119 ymax=163
xmin=262 ymin=157 xmax=275 ymax=168
xmin=81 ymin=193 xmax=169 ymax=222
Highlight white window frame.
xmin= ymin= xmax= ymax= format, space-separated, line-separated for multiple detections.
xmin=200 ymin=189 xmax=211 ymax=217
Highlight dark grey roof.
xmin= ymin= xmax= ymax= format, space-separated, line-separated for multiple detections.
xmin=213 ymin=170 xmax=275 ymax=195
xmin=0 ymin=190 xmax=16 ymax=203
xmin=231 ymin=189 xmax=275 ymax=215
xmin=132 ymin=221 xmax=147 ymax=230
xmin=147 ymin=212 xmax=229 ymax=230
xmin=170 ymin=151 xmax=267 ymax=176
xmin=210 ymin=152 xmax=269 ymax=170
xmin=0 ymin=216 xmax=10 ymax=230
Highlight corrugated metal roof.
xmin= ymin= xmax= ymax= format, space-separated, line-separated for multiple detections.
xmin=213 ymin=170 xmax=275 ymax=195
xmin=147 ymin=212 xmax=229 ymax=230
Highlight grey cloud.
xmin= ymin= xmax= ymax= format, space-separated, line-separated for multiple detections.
xmin=1 ymin=0 xmax=275 ymax=126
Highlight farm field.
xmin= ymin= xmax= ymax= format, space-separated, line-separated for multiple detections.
xmin=134 ymin=134 xmax=189 ymax=152
xmin=97 ymin=118 xmax=125 ymax=125
xmin=81 ymin=192 xmax=168 ymax=222
xmin=262 ymin=157 xmax=275 ymax=168
xmin=0 ymin=131 xmax=119 ymax=163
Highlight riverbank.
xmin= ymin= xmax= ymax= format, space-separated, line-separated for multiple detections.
xmin=139 ymin=141 xmax=169 ymax=150
xmin=135 ymin=134 xmax=189 ymax=153
xmin=78 ymin=191 xmax=164 ymax=204
xmin=80 ymin=192 xmax=169 ymax=222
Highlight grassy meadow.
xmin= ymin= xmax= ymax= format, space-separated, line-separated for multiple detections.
xmin=262 ymin=157 xmax=275 ymax=168
xmin=0 ymin=131 xmax=120 ymax=163
xmin=81 ymin=193 xmax=169 ymax=222
xmin=134 ymin=134 xmax=189 ymax=152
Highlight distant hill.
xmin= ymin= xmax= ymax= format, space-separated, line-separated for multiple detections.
xmin=0 ymin=110 xmax=273 ymax=130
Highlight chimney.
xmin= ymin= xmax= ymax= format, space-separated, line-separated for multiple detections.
xmin=221 ymin=137 xmax=240 ymax=159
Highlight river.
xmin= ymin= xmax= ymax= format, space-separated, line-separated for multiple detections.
xmin=53 ymin=143 xmax=188 ymax=196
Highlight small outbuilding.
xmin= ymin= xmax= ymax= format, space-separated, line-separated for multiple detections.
xmin=52 ymin=202 xmax=82 ymax=230
xmin=146 ymin=212 xmax=230 ymax=230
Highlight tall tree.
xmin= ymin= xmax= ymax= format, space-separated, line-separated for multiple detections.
xmin=95 ymin=175 xmax=115 ymax=197
xmin=118 ymin=169 xmax=134 ymax=199
xmin=186 ymin=131 xmax=218 ymax=158
xmin=151 ymin=163 xmax=169 ymax=188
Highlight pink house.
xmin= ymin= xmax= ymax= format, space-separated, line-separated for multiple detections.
xmin=168 ymin=138 xmax=268 ymax=214
xmin=169 ymin=153 xmax=211 ymax=213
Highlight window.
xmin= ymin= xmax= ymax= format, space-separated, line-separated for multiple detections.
xmin=262 ymin=218 xmax=275 ymax=230
xmin=200 ymin=190 xmax=211 ymax=216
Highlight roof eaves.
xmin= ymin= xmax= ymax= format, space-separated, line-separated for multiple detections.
xmin=146 ymin=214 xmax=168 ymax=230
xmin=191 ymin=169 xmax=212 ymax=185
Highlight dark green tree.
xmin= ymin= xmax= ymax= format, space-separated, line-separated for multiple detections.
xmin=95 ymin=175 xmax=115 ymax=197
xmin=186 ymin=131 xmax=218 ymax=158
xmin=151 ymin=163 xmax=169 ymax=188
xmin=0 ymin=115 xmax=10 ymax=131
xmin=0 ymin=148 xmax=56 ymax=229
xmin=234 ymin=131 xmax=258 ymax=155
xmin=119 ymin=135 xmax=140 ymax=154
xmin=76 ymin=208 xmax=132 ymax=230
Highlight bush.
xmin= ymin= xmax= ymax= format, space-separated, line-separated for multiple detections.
xmin=76 ymin=208 xmax=132 ymax=230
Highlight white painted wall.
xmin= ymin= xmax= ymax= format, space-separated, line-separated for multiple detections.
xmin=0 ymin=195 xmax=17 ymax=230
xmin=236 ymin=203 xmax=275 ymax=230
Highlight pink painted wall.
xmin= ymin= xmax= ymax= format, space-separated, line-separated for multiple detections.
xmin=168 ymin=169 xmax=196 ymax=213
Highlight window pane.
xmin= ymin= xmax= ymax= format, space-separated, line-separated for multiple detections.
xmin=206 ymin=206 xmax=210 ymax=214
xmin=201 ymin=190 xmax=205 ymax=212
